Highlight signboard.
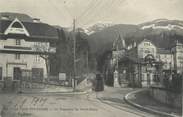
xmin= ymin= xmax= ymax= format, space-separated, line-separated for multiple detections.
xmin=59 ymin=73 xmax=66 ymax=81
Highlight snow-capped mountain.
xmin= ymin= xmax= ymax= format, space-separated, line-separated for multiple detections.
xmin=140 ymin=19 xmax=183 ymax=31
xmin=56 ymin=22 xmax=114 ymax=35
xmin=83 ymin=22 xmax=114 ymax=35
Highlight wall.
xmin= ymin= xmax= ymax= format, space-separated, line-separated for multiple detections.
xmin=0 ymin=38 xmax=51 ymax=80
xmin=158 ymin=54 xmax=174 ymax=70
xmin=0 ymin=53 xmax=47 ymax=79
xmin=171 ymin=42 xmax=183 ymax=73
xmin=150 ymin=86 xmax=182 ymax=108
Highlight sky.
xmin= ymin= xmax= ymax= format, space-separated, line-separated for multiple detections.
xmin=0 ymin=0 xmax=183 ymax=27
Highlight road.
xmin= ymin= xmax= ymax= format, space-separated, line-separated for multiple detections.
xmin=0 ymin=88 xmax=157 ymax=117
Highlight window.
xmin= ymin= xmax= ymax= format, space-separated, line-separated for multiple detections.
xmin=144 ymin=42 xmax=150 ymax=46
xmin=144 ymin=50 xmax=150 ymax=53
xmin=15 ymin=54 xmax=20 ymax=60
xmin=0 ymin=67 xmax=2 ymax=80
xmin=12 ymin=22 xmax=23 ymax=28
xmin=178 ymin=56 xmax=183 ymax=59
xmin=15 ymin=39 xmax=21 ymax=45
xmin=142 ymin=74 xmax=146 ymax=81
xmin=34 ymin=55 xmax=40 ymax=62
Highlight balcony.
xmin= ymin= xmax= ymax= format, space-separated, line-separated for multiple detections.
xmin=0 ymin=45 xmax=56 ymax=54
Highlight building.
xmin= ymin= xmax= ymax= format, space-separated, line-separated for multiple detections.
xmin=0 ymin=13 xmax=58 ymax=89
xmin=137 ymin=39 xmax=157 ymax=59
xmin=112 ymin=35 xmax=126 ymax=68
xmin=171 ymin=41 xmax=183 ymax=74
xmin=114 ymin=39 xmax=164 ymax=87
xmin=112 ymin=35 xmax=127 ymax=87
xmin=157 ymin=48 xmax=174 ymax=70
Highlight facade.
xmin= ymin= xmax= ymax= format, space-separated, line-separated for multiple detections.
xmin=118 ymin=38 xmax=183 ymax=87
xmin=125 ymin=39 xmax=158 ymax=87
xmin=137 ymin=39 xmax=157 ymax=59
xmin=0 ymin=13 xmax=58 ymax=89
xmin=171 ymin=41 xmax=183 ymax=74
xmin=115 ymin=39 xmax=166 ymax=87
xmin=157 ymin=48 xmax=174 ymax=70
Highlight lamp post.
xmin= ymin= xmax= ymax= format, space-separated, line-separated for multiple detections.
xmin=146 ymin=63 xmax=151 ymax=87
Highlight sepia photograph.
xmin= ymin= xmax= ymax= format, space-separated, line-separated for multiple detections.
xmin=0 ymin=0 xmax=182 ymax=117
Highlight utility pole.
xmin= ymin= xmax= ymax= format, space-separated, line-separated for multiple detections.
xmin=116 ymin=44 xmax=119 ymax=70
xmin=73 ymin=18 xmax=76 ymax=91
xmin=86 ymin=50 xmax=89 ymax=76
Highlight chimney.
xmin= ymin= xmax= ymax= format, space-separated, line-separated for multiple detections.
xmin=33 ymin=18 xmax=41 ymax=23
xmin=1 ymin=15 xmax=9 ymax=20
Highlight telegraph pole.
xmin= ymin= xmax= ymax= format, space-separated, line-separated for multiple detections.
xmin=86 ymin=50 xmax=89 ymax=76
xmin=116 ymin=44 xmax=119 ymax=70
xmin=73 ymin=18 xmax=76 ymax=91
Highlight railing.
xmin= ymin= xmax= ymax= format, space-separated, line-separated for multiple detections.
xmin=0 ymin=45 xmax=56 ymax=53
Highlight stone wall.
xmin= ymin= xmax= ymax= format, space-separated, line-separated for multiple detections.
xmin=150 ymin=86 xmax=182 ymax=108
xmin=0 ymin=80 xmax=20 ymax=92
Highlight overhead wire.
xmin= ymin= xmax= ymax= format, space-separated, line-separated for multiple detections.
xmin=47 ymin=0 xmax=74 ymax=20
xmin=79 ymin=0 xmax=108 ymax=26
xmin=77 ymin=0 xmax=103 ymax=27
xmin=80 ymin=0 xmax=118 ymax=26
xmin=47 ymin=0 xmax=125 ymax=27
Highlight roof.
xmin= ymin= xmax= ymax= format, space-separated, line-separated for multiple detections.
xmin=0 ymin=12 xmax=59 ymax=40
xmin=0 ymin=12 xmax=33 ymax=22
xmin=138 ymin=38 xmax=156 ymax=47
xmin=113 ymin=35 xmax=126 ymax=50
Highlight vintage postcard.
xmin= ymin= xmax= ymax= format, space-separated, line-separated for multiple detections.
xmin=0 ymin=0 xmax=182 ymax=117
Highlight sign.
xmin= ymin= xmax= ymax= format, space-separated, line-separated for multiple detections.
xmin=59 ymin=73 xmax=66 ymax=81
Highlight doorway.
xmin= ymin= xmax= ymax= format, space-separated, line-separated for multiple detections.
xmin=13 ymin=67 xmax=21 ymax=80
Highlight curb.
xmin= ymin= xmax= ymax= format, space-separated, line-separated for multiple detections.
xmin=124 ymin=89 xmax=180 ymax=117
xmin=19 ymin=91 xmax=88 ymax=95
xmin=18 ymin=89 xmax=92 ymax=95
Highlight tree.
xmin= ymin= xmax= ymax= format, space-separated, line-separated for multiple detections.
xmin=33 ymin=42 xmax=53 ymax=77
xmin=50 ymin=29 xmax=74 ymax=78
xmin=50 ymin=29 xmax=90 ymax=80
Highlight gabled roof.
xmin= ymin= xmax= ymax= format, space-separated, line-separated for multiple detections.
xmin=138 ymin=38 xmax=156 ymax=47
xmin=0 ymin=12 xmax=59 ymax=40
xmin=113 ymin=35 xmax=126 ymax=50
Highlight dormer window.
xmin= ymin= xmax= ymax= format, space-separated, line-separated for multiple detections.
xmin=4 ymin=18 xmax=30 ymax=36
xmin=12 ymin=22 xmax=23 ymax=28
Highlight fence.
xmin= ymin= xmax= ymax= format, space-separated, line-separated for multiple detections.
xmin=162 ymin=73 xmax=182 ymax=93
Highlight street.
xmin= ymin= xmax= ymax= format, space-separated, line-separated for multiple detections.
xmin=0 ymin=87 xmax=158 ymax=117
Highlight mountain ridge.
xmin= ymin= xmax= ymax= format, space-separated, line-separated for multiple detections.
xmin=55 ymin=19 xmax=183 ymax=56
